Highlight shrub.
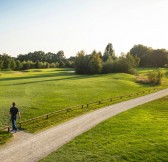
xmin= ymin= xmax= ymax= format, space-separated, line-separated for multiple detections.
xmin=165 ymin=70 xmax=168 ymax=78
xmin=128 ymin=68 xmax=138 ymax=75
xmin=147 ymin=70 xmax=163 ymax=85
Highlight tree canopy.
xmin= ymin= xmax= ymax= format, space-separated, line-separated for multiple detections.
xmin=1 ymin=43 xmax=168 ymax=72
xmin=130 ymin=44 xmax=168 ymax=67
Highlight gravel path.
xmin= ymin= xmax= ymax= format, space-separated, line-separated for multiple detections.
xmin=0 ymin=88 xmax=168 ymax=162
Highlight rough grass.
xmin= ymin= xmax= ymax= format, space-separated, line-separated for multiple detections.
xmin=40 ymin=96 xmax=168 ymax=162
xmin=0 ymin=131 xmax=12 ymax=145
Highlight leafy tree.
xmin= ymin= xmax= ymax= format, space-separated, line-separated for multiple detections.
xmin=35 ymin=61 xmax=44 ymax=69
xmin=10 ymin=59 xmax=16 ymax=70
xmin=114 ymin=53 xmax=139 ymax=73
xmin=103 ymin=43 xmax=115 ymax=61
xmin=43 ymin=62 xmax=49 ymax=68
xmin=57 ymin=51 xmax=65 ymax=60
xmin=75 ymin=50 xmax=88 ymax=74
xmin=88 ymin=50 xmax=103 ymax=74
xmin=49 ymin=63 xmax=56 ymax=68
xmin=0 ymin=55 xmax=4 ymax=69
xmin=22 ymin=61 xmax=34 ymax=70
xmin=130 ymin=44 xmax=152 ymax=67
xmin=15 ymin=60 xmax=23 ymax=70
xmin=75 ymin=50 xmax=103 ymax=74
xmin=1 ymin=54 xmax=11 ymax=70
xmin=17 ymin=50 xmax=66 ymax=68
xmin=102 ymin=56 xmax=114 ymax=73
xmin=150 ymin=49 xmax=168 ymax=67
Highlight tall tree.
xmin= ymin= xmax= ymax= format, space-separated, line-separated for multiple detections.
xmin=88 ymin=50 xmax=103 ymax=74
xmin=114 ymin=53 xmax=139 ymax=73
xmin=15 ymin=60 xmax=23 ymax=70
xmin=103 ymin=43 xmax=115 ymax=61
xmin=102 ymin=56 xmax=114 ymax=73
xmin=75 ymin=50 xmax=88 ymax=74
xmin=150 ymin=49 xmax=168 ymax=67
xmin=10 ymin=59 xmax=16 ymax=70
xmin=130 ymin=44 xmax=152 ymax=67
xmin=1 ymin=54 xmax=11 ymax=69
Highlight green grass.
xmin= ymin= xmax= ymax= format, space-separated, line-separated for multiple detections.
xmin=40 ymin=96 xmax=168 ymax=162
xmin=0 ymin=68 xmax=167 ymax=143
xmin=0 ymin=131 xmax=12 ymax=145
xmin=0 ymin=68 xmax=147 ymax=126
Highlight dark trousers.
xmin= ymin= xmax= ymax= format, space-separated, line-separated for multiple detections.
xmin=11 ymin=117 xmax=17 ymax=130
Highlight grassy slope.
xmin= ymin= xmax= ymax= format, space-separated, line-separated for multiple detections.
xmin=0 ymin=68 xmax=151 ymax=127
xmin=0 ymin=68 xmax=167 ymax=141
xmin=41 ymin=96 xmax=168 ymax=162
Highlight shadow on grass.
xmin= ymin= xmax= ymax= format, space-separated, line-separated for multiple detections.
xmin=0 ymin=71 xmax=74 ymax=81
xmin=5 ymin=74 xmax=102 ymax=86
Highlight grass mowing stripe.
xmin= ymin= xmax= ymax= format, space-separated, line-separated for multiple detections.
xmin=0 ymin=68 xmax=167 ymax=144
xmin=40 ymin=96 xmax=168 ymax=162
xmin=0 ymin=68 xmax=147 ymax=127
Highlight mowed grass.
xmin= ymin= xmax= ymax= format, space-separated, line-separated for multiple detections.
xmin=0 ymin=68 xmax=167 ymax=129
xmin=41 ymin=96 xmax=168 ymax=162
xmin=0 ymin=68 xmax=139 ymax=126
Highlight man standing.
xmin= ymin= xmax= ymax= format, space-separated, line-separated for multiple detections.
xmin=9 ymin=102 xmax=20 ymax=132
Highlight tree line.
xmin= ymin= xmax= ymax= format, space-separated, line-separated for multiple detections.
xmin=0 ymin=43 xmax=168 ymax=73
xmin=0 ymin=51 xmax=74 ymax=70
xmin=130 ymin=44 xmax=168 ymax=67
xmin=75 ymin=43 xmax=139 ymax=74
xmin=75 ymin=44 xmax=168 ymax=74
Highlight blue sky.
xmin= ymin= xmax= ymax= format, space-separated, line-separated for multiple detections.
xmin=0 ymin=0 xmax=168 ymax=58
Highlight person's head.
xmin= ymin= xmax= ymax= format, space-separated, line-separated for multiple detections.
xmin=12 ymin=102 xmax=15 ymax=106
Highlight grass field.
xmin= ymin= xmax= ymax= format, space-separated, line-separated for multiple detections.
xmin=0 ymin=68 xmax=167 ymax=127
xmin=0 ymin=68 xmax=168 ymax=133
xmin=0 ymin=67 xmax=167 ymax=145
xmin=40 ymin=95 xmax=168 ymax=162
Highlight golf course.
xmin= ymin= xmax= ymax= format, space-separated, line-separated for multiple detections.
xmin=0 ymin=67 xmax=168 ymax=161
xmin=1 ymin=68 xmax=167 ymax=129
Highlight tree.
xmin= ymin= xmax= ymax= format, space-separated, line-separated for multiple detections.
xmin=22 ymin=61 xmax=34 ymax=70
xmin=57 ymin=51 xmax=65 ymax=60
xmin=130 ymin=44 xmax=152 ymax=67
xmin=114 ymin=53 xmax=139 ymax=73
xmin=1 ymin=54 xmax=11 ymax=70
xmin=35 ymin=61 xmax=43 ymax=69
xmin=150 ymin=49 xmax=168 ymax=67
xmin=0 ymin=55 xmax=4 ymax=69
xmin=15 ymin=60 xmax=23 ymax=70
xmin=10 ymin=59 xmax=16 ymax=70
xmin=88 ymin=50 xmax=103 ymax=74
xmin=75 ymin=50 xmax=89 ymax=74
xmin=102 ymin=56 xmax=114 ymax=73
xmin=103 ymin=43 xmax=115 ymax=62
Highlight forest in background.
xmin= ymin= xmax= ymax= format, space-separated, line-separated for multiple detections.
xmin=0 ymin=44 xmax=168 ymax=74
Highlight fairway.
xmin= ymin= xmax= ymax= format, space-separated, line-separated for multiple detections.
xmin=0 ymin=68 xmax=167 ymax=128
xmin=40 ymin=95 xmax=168 ymax=162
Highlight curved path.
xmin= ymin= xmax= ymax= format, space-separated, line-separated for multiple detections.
xmin=0 ymin=88 xmax=168 ymax=162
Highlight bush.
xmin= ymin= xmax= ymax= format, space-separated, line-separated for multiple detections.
xmin=128 ymin=68 xmax=138 ymax=75
xmin=165 ymin=70 xmax=168 ymax=78
xmin=147 ymin=70 xmax=163 ymax=85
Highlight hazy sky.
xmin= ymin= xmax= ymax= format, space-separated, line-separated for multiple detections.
xmin=0 ymin=0 xmax=168 ymax=58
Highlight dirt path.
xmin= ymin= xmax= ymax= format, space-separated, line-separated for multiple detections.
xmin=0 ymin=88 xmax=168 ymax=162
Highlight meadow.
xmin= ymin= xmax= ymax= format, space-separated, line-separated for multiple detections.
xmin=0 ymin=68 xmax=168 ymax=129
xmin=40 ymin=95 xmax=168 ymax=162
